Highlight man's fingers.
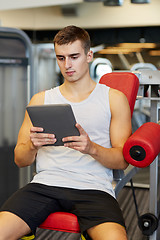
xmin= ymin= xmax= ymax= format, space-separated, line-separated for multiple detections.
xmin=30 ymin=127 xmax=57 ymax=147
xmin=33 ymin=138 xmax=57 ymax=147
xmin=75 ymin=123 xmax=86 ymax=135
xmin=30 ymin=127 xmax=44 ymax=133
xmin=62 ymin=136 xmax=80 ymax=143
xmin=31 ymin=132 xmax=56 ymax=139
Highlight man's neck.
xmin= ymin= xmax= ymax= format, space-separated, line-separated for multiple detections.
xmin=59 ymin=78 xmax=96 ymax=103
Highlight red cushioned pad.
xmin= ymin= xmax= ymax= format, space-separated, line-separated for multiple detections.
xmin=99 ymin=72 xmax=139 ymax=116
xmin=123 ymin=122 xmax=160 ymax=168
xmin=39 ymin=212 xmax=80 ymax=233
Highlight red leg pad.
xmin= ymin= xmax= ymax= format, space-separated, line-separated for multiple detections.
xmin=123 ymin=122 xmax=160 ymax=168
xmin=39 ymin=212 xmax=80 ymax=233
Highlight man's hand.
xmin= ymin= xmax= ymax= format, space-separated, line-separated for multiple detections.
xmin=62 ymin=123 xmax=95 ymax=154
xmin=30 ymin=127 xmax=57 ymax=149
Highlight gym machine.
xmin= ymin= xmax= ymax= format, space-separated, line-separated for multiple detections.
xmin=124 ymin=69 xmax=160 ymax=239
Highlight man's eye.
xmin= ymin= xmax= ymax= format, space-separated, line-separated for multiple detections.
xmin=71 ymin=56 xmax=78 ymax=60
xmin=58 ymin=57 xmax=64 ymax=61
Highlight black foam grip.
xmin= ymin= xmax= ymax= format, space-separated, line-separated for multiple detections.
xmin=129 ymin=145 xmax=146 ymax=161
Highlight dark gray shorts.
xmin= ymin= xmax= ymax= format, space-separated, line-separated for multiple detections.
xmin=0 ymin=183 xmax=125 ymax=235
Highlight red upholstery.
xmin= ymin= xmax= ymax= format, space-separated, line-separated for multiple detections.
xmin=123 ymin=122 xmax=160 ymax=168
xmin=39 ymin=212 xmax=80 ymax=233
xmin=99 ymin=72 xmax=139 ymax=116
xmin=38 ymin=72 xmax=141 ymax=233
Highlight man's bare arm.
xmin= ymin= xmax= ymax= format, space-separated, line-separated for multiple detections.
xmin=14 ymin=91 xmax=56 ymax=168
xmin=89 ymin=89 xmax=132 ymax=169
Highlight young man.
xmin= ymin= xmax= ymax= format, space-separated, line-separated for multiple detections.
xmin=0 ymin=25 xmax=131 ymax=240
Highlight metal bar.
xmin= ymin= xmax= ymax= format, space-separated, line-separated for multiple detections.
xmin=19 ymin=65 xmax=33 ymax=188
xmin=149 ymin=100 xmax=159 ymax=240
xmin=118 ymin=53 xmax=131 ymax=70
xmin=114 ymin=167 xmax=140 ymax=197
xmin=136 ymin=52 xmax=145 ymax=63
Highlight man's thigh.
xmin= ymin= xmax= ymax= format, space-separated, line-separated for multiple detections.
xmin=87 ymin=222 xmax=127 ymax=240
xmin=0 ymin=183 xmax=62 ymax=234
xmin=69 ymin=189 xmax=125 ymax=234
xmin=0 ymin=211 xmax=31 ymax=239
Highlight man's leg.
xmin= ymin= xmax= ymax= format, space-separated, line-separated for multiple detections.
xmin=0 ymin=211 xmax=31 ymax=240
xmin=87 ymin=222 xmax=127 ymax=240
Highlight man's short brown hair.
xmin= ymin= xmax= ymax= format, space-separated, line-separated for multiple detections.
xmin=53 ymin=25 xmax=91 ymax=54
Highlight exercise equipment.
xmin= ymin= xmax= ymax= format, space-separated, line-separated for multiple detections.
xmin=123 ymin=122 xmax=160 ymax=168
xmin=0 ymin=27 xmax=33 ymax=206
xmin=138 ymin=213 xmax=159 ymax=236
xmin=127 ymin=69 xmax=160 ymax=240
xmin=131 ymin=63 xmax=157 ymax=71
xmin=99 ymin=72 xmax=139 ymax=116
xmin=129 ymin=178 xmax=159 ymax=237
xmin=90 ymin=57 xmax=112 ymax=82
xmin=40 ymin=212 xmax=80 ymax=233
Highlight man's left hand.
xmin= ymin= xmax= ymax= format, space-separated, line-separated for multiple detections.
xmin=62 ymin=123 xmax=94 ymax=155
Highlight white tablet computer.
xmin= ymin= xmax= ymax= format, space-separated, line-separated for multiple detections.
xmin=26 ymin=104 xmax=80 ymax=146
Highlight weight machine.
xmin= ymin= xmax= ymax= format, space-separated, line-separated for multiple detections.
xmin=131 ymin=69 xmax=160 ymax=240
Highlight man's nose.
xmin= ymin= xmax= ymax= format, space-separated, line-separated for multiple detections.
xmin=65 ymin=58 xmax=72 ymax=69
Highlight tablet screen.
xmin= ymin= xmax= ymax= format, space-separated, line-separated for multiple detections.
xmin=26 ymin=104 xmax=80 ymax=146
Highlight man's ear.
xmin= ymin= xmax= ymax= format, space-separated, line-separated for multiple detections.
xmin=87 ymin=50 xmax=93 ymax=63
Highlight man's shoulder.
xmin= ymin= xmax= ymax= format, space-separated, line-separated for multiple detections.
xmin=109 ymin=88 xmax=129 ymax=107
xmin=29 ymin=91 xmax=45 ymax=105
xmin=109 ymin=88 xmax=126 ymax=99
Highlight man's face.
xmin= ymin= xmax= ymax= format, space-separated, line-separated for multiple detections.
xmin=55 ymin=40 xmax=93 ymax=83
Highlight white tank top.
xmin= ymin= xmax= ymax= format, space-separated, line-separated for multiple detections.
xmin=31 ymin=83 xmax=115 ymax=197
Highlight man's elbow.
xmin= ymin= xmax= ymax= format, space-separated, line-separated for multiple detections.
xmin=121 ymin=160 xmax=129 ymax=170
xmin=14 ymin=155 xmax=25 ymax=168
xmin=14 ymin=148 xmax=27 ymax=168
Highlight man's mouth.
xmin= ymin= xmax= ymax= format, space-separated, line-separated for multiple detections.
xmin=66 ymin=70 xmax=75 ymax=76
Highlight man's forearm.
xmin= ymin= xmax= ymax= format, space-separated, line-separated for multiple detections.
xmin=14 ymin=141 xmax=37 ymax=168
xmin=89 ymin=141 xmax=128 ymax=170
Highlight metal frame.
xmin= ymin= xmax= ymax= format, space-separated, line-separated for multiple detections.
xmin=113 ymin=69 xmax=160 ymax=239
xmin=127 ymin=70 xmax=159 ymax=239
xmin=0 ymin=27 xmax=33 ymax=187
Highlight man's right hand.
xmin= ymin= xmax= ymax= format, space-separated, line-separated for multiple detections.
xmin=30 ymin=127 xmax=57 ymax=149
